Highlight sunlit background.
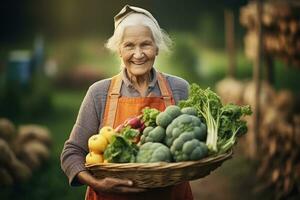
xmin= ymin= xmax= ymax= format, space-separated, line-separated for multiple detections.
xmin=0 ymin=0 xmax=300 ymax=199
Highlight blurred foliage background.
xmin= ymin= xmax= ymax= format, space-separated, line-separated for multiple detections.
xmin=0 ymin=0 xmax=299 ymax=200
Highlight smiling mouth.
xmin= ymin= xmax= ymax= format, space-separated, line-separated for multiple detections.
xmin=132 ymin=61 xmax=146 ymax=65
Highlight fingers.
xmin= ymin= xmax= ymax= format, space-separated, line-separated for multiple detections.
xmin=96 ymin=178 xmax=147 ymax=194
xmin=104 ymin=177 xmax=133 ymax=187
xmin=113 ymin=186 xmax=147 ymax=193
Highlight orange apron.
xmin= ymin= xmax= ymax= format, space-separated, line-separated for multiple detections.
xmin=86 ymin=72 xmax=193 ymax=200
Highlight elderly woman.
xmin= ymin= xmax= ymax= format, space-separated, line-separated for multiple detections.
xmin=61 ymin=5 xmax=193 ymax=200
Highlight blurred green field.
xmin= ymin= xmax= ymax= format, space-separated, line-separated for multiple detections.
xmin=1 ymin=1 xmax=299 ymax=199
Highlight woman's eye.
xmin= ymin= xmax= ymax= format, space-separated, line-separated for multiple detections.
xmin=124 ymin=43 xmax=134 ymax=48
xmin=141 ymin=43 xmax=153 ymax=49
xmin=142 ymin=42 xmax=151 ymax=46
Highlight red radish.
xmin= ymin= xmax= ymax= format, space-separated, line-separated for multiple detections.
xmin=126 ymin=117 xmax=142 ymax=129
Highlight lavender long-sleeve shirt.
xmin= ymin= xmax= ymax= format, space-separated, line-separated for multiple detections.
xmin=60 ymin=68 xmax=189 ymax=186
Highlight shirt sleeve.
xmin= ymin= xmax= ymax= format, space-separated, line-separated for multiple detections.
xmin=166 ymin=74 xmax=189 ymax=104
xmin=60 ymin=86 xmax=100 ymax=186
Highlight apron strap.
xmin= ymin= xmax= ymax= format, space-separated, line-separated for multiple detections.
xmin=156 ymin=72 xmax=174 ymax=107
xmin=103 ymin=73 xmax=122 ymax=127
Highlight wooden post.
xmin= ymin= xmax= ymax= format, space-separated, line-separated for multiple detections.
xmin=265 ymin=55 xmax=275 ymax=85
xmin=225 ymin=9 xmax=236 ymax=78
xmin=252 ymin=0 xmax=263 ymax=159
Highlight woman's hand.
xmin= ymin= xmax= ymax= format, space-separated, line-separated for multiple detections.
xmin=77 ymin=171 xmax=147 ymax=194
xmin=92 ymin=177 xmax=147 ymax=194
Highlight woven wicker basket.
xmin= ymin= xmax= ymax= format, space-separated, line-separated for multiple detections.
xmin=85 ymin=150 xmax=233 ymax=188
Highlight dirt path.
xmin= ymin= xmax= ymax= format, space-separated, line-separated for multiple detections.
xmin=191 ymin=171 xmax=233 ymax=200
xmin=189 ymin=148 xmax=267 ymax=200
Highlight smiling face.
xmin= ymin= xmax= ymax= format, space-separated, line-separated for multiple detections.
xmin=119 ymin=25 xmax=158 ymax=78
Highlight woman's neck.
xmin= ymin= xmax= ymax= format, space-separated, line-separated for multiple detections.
xmin=126 ymin=70 xmax=151 ymax=96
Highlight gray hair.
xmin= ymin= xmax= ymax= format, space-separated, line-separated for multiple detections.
xmin=105 ymin=13 xmax=172 ymax=53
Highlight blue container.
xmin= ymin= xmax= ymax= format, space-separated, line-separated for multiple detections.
xmin=7 ymin=50 xmax=32 ymax=86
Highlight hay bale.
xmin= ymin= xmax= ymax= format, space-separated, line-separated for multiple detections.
xmin=215 ymin=78 xmax=245 ymax=104
xmin=18 ymin=149 xmax=41 ymax=170
xmin=23 ymin=141 xmax=50 ymax=161
xmin=0 ymin=139 xmax=32 ymax=182
xmin=17 ymin=141 xmax=50 ymax=170
xmin=0 ymin=167 xmax=14 ymax=186
xmin=9 ymin=158 xmax=32 ymax=183
xmin=17 ymin=125 xmax=52 ymax=147
xmin=294 ymin=115 xmax=300 ymax=146
xmin=240 ymin=1 xmax=300 ymax=69
xmin=243 ymin=81 xmax=276 ymax=113
xmin=273 ymin=90 xmax=295 ymax=119
xmin=0 ymin=138 xmax=14 ymax=165
xmin=0 ymin=118 xmax=16 ymax=143
xmin=0 ymin=138 xmax=33 ymax=184
xmin=244 ymin=31 xmax=258 ymax=60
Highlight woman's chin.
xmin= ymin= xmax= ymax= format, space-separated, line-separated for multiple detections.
xmin=128 ymin=68 xmax=150 ymax=77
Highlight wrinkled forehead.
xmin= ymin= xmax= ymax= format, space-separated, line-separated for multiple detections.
xmin=121 ymin=25 xmax=154 ymax=42
xmin=117 ymin=14 xmax=156 ymax=42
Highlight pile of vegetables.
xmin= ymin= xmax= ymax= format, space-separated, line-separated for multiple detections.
xmin=104 ymin=116 xmax=144 ymax=163
xmin=85 ymin=84 xmax=252 ymax=165
xmin=138 ymin=105 xmax=209 ymax=162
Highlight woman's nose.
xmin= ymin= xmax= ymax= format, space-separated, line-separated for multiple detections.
xmin=133 ymin=48 xmax=144 ymax=59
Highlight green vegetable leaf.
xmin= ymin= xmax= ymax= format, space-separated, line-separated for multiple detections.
xmin=142 ymin=107 xmax=161 ymax=127
xmin=122 ymin=127 xmax=140 ymax=140
xmin=104 ymin=135 xmax=138 ymax=163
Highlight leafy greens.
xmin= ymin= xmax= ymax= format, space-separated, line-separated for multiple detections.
xmin=179 ymin=83 xmax=252 ymax=154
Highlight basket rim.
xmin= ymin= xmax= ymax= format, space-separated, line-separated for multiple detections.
xmin=85 ymin=150 xmax=233 ymax=170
